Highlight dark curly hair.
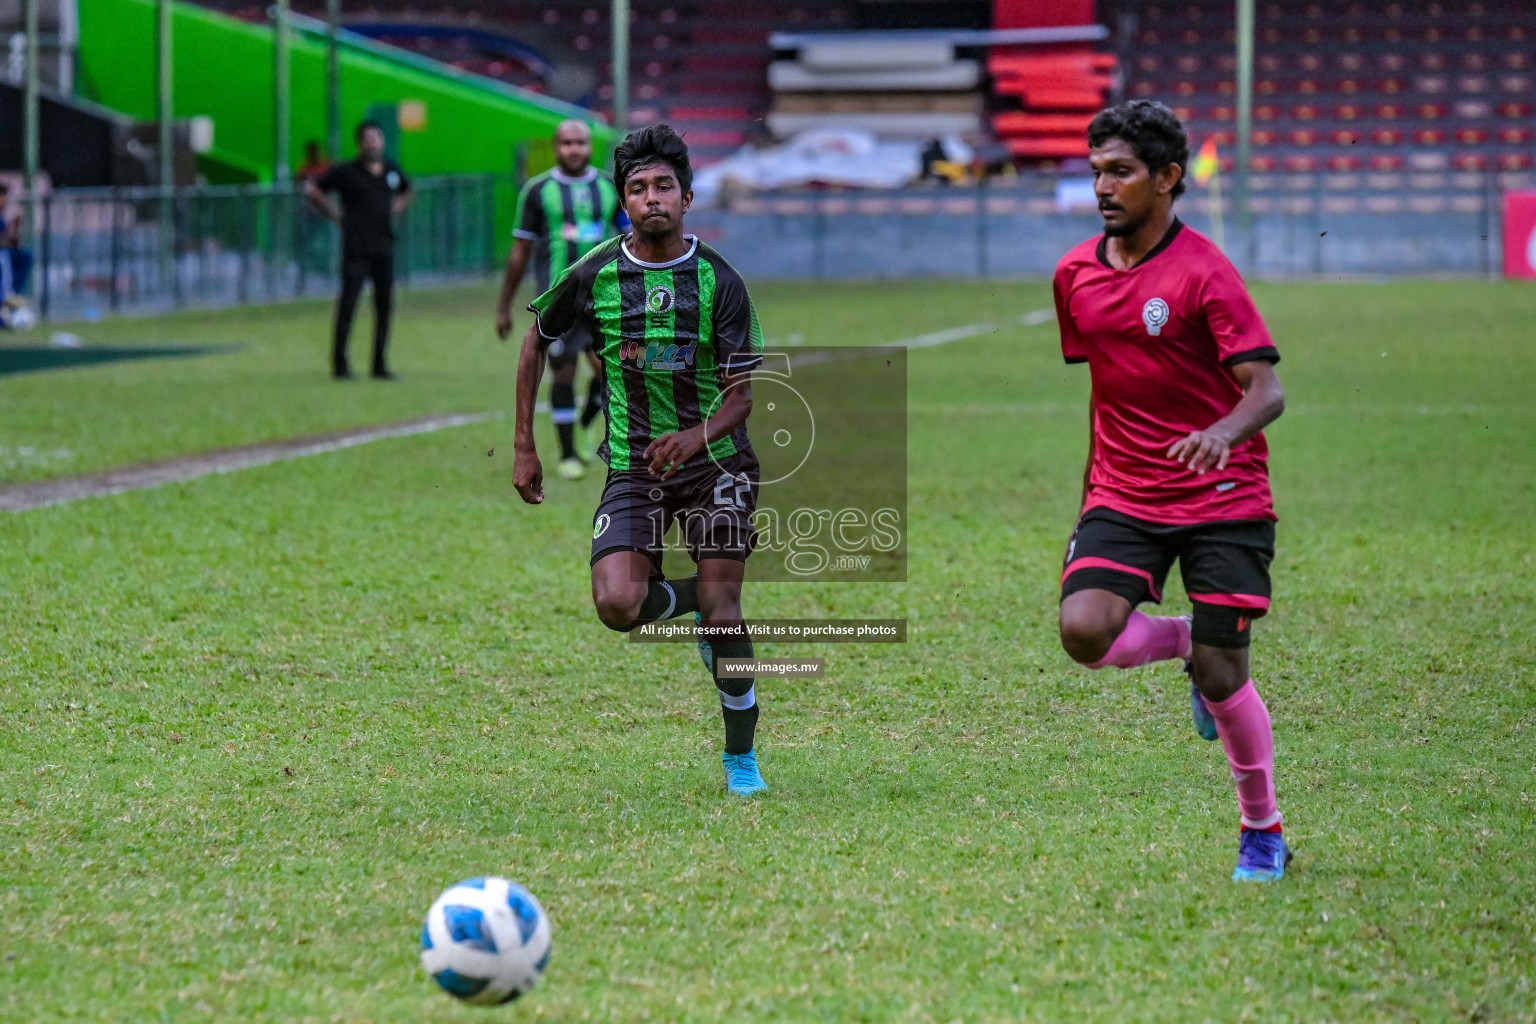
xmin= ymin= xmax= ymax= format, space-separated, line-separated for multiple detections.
xmin=613 ymin=124 xmax=693 ymax=195
xmin=1087 ymin=100 xmax=1190 ymax=199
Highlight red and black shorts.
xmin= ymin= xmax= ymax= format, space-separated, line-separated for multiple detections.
xmin=1060 ymin=507 xmax=1275 ymax=649
xmin=590 ymin=450 xmax=760 ymax=580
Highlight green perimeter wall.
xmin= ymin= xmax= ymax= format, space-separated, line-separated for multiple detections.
xmin=74 ymin=0 xmax=614 ymax=245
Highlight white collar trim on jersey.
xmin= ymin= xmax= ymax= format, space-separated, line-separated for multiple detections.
xmin=622 ymin=234 xmax=698 ymax=269
xmin=550 ymin=166 xmax=598 ymax=185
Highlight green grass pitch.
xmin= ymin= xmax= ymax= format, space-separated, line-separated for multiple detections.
xmin=2 ymin=277 xmax=1533 ymax=1022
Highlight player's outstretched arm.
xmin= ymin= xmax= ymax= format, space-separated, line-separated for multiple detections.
xmin=1168 ymin=360 xmax=1285 ymax=474
xmin=495 ymin=238 xmax=534 ymax=340
xmin=643 ymin=367 xmax=754 ymax=480
xmin=513 ymin=322 xmax=552 ymax=503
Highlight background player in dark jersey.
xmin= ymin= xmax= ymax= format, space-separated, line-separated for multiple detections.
xmin=1052 ymin=101 xmax=1292 ymax=881
xmin=511 ymin=126 xmax=769 ymax=797
xmin=496 ymin=119 xmax=625 ymax=480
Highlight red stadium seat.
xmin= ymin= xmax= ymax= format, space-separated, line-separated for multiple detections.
xmin=1500 ymin=128 xmax=1534 ymax=145
xmin=1452 ymin=153 xmax=1489 ymax=171
xmin=1376 ymin=104 xmax=1402 ymax=118
xmin=1330 ymin=130 xmax=1360 ymax=145
xmin=1292 ymin=105 xmax=1319 ymax=120
xmin=1252 ymin=130 xmax=1277 ymax=146
xmin=1284 ymin=155 xmax=1317 ymax=172
xmin=1500 ymin=153 xmax=1536 ymax=170
xmin=1415 ymin=129 xmax=1445 ymax=144
xmin=1004 ymin=137 xmax=1094 ymax=159
xmin=1372 ymin=129 xmax=1403 ymax=145
xmin=1328 ymin=155 xmax=1361 ymax=171
xmin=1370 ymin=154 xmax=1404 ymax=171
xmin=1456 ymin=129 xmax=1488 ymax=145
xmin=1288 ymin=129 xmax=1318 ymax=145
xmin=1255 ymin=105 xmax=1278 ymax=121
xmin=1418 ymin=104 xmax=1448 ymax=119
xmin=1250 ymin=155 xmax=1277 ymax=171
xmin=991 ymin=112 xmax=1097 ymax=136
xmin=1335 ymin=104 xmax=1362 ymax=120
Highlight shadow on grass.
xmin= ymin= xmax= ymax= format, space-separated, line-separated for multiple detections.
xmin=0 ymin=344 xmax=241 ymax=376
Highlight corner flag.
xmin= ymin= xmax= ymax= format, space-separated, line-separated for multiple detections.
xmin=1193 ymin=138 xmax=1220 ymax=187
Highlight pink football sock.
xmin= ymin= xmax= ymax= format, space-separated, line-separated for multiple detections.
xmin=1206 ymin=680 xmax=1282 ymax=830
xmin=1087 ymin=610 xmax=1191 ymax=669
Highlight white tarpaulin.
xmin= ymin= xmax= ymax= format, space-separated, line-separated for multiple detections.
xmin=692 ymin=129 xmax=927 ymax=201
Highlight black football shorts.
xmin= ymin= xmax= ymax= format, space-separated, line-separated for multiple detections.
xmin=1061 ymin=507 xmax=1276 ymax=649
xmin=590 ymin=450 xmax=760 ymax=579
xmin=546 ymin=318 xmax=593 ymax=370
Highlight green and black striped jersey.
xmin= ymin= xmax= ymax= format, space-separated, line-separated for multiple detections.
xmin=512 ymin=167 xmax=624 ymax=292
xmin=528 ymin=234 xmax=764 ymax=472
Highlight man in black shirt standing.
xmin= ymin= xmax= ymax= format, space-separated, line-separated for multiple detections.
xmin=305 ymin=121 xmax=412 ymax=379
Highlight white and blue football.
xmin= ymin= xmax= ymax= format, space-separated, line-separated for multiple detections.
xmin=420 ymin=877 xmax=552 ymax=1005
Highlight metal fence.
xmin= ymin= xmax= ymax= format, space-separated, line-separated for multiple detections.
xmin=25 ymin=175 xmax=500 ymax=320
xmin=15 ymin=168 xmax=1532 ymax=324
xmin=690 ymin=168 xmax=1530 ymax=281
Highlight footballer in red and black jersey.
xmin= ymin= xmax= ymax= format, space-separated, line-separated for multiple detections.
xmin=1054 ymin=218 xmax=1279 ymax=526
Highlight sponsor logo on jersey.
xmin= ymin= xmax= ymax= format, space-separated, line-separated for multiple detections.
xmin=619 ymin=337 xmax=698 ymax=371
xmin=1142 ymin=297 xmax=1170 ymax=336
xmin=593 ymin=513 xmax=611 ymax=539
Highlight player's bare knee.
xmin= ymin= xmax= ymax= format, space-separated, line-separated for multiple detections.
xmin=1058 ymin=602 xmax=1123 ymax=664
xmin=592 ymin=583 xmax=646 ymax=632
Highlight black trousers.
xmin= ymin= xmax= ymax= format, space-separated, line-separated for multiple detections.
xmin=333 ymin=251 xmax=394 ymax=374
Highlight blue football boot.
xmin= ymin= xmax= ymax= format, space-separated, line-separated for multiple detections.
xmin=1186 ymin=660 xmax=1220 ymax=742
xmin=722 ymin=750 xmax=766 ymax=796
xmin=692 ymin=572 xmax=714 ymax=673
xmin=1232 ymin=828 xmax=1293 ymax=882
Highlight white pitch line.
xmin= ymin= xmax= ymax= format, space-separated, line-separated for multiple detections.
xmin=787 ymin=308 xmax=1057 ymax=369
xmin=0 ymin=412 xmax=497 ymax=512
xmin=895 ymin=308 xmax=1055 ymax=349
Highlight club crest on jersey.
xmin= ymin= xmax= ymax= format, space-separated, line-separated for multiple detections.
xmin=646 ymin=284 xmax=674 ymax=316
xmin=1142 ymin=297 xmax=1170 ymax=336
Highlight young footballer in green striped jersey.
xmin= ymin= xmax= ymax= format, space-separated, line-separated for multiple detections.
xmin=512 ymin=126 xmax=769 ymax=796
xmin=496 ymin=119 xmax=625 ymax=480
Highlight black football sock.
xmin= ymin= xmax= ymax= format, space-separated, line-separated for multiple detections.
xmin=551 ymin=381 xmax=577 ymax=460
xmin=712 ymin=635 xmax=758 ymax=755
xmin=633 ymin=578 xmax=699 ymax=625
xmin=580 ymin=376 xmax=605 ymax=428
